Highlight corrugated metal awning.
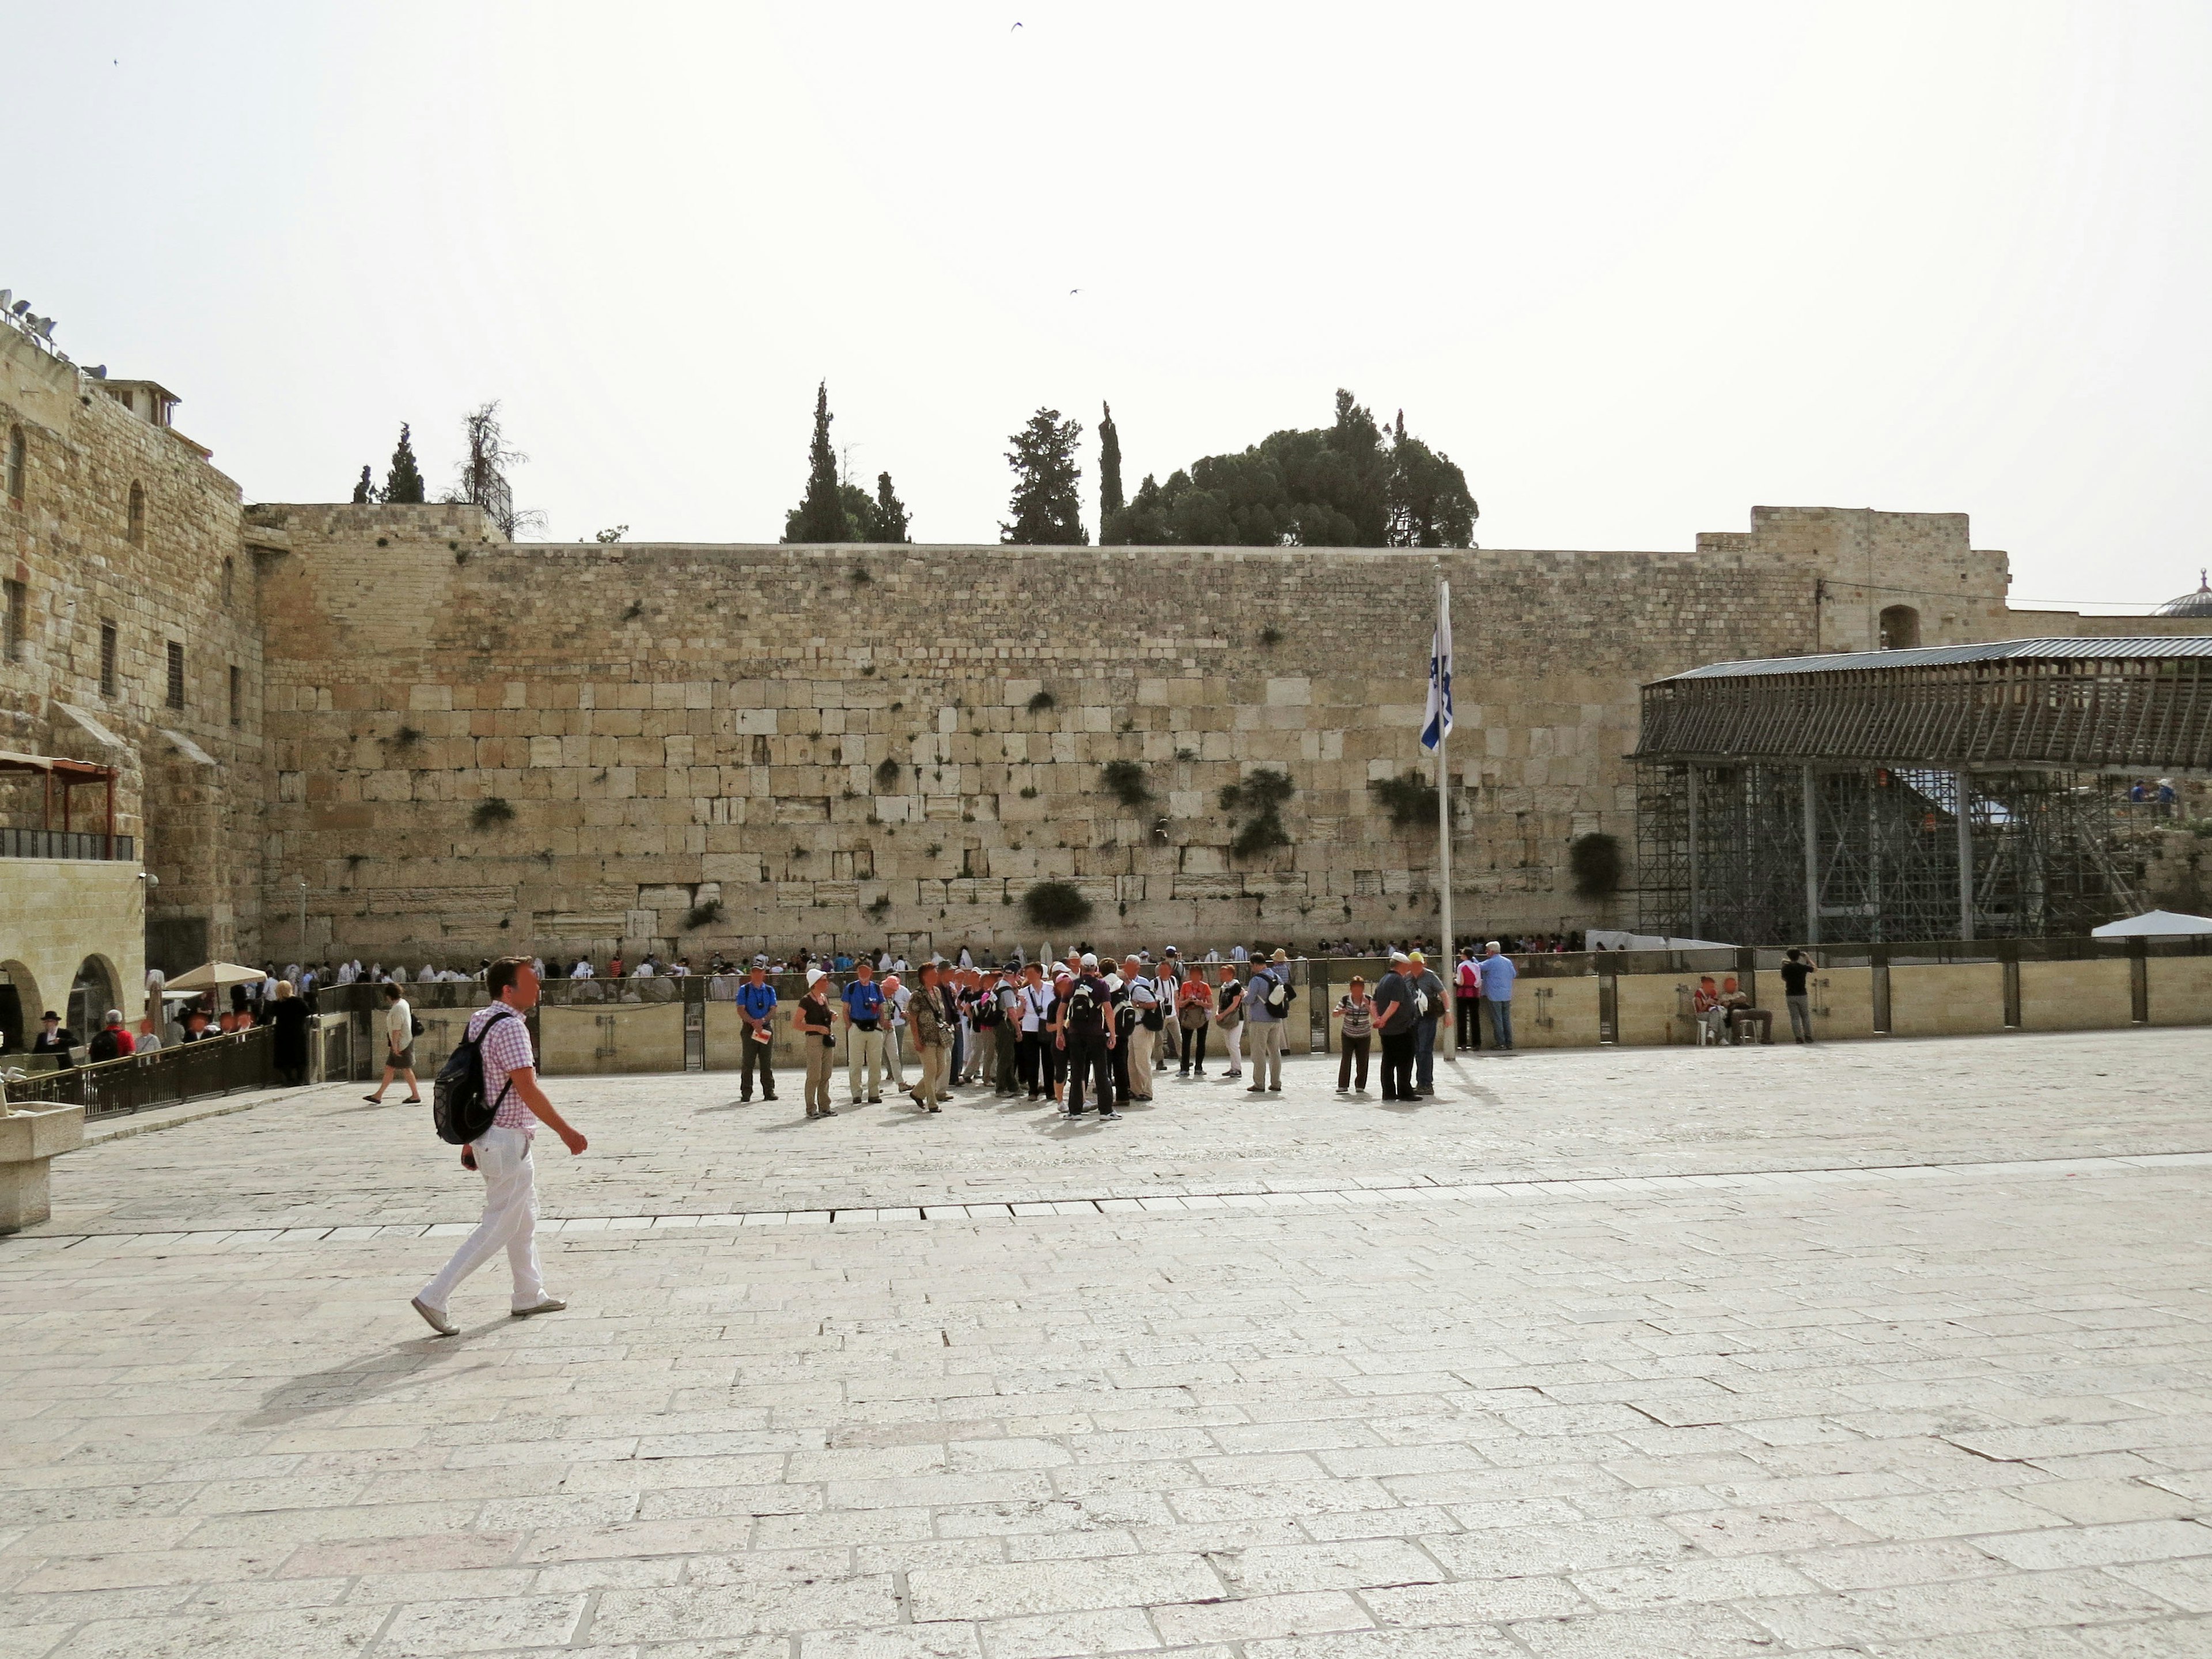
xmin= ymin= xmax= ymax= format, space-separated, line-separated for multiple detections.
xmin=1656 ymin=637 xmax=2212 ymax=683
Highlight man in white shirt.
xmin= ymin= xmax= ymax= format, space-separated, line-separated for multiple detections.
xmin=412 ymin=957 xmax=587 ymax=1335
xmin=365 ymin=982 xmax=421 ymax=1104
xmin=570 ymin=959 xmax=593 ymax=979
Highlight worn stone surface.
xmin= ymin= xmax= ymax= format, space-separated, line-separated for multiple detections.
xmin=2 ymin=1028 xmax=2208 ymax=1655
xmin=245 ymin=502 xmax=2046 ymax=965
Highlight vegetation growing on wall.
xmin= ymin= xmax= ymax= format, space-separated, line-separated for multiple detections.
xmin=1220 ymin=767 xmax=1294 ymax=859
xmin=1101 ymin=759 xmax=1153 ymax=808
xmin=1570 ymin=831 xmax=1624 ymax=899
xmin=1369 ymin=770 xmax=1438 ymax=829
xmin=1022 ymin=880 xmax=1092 ymax=930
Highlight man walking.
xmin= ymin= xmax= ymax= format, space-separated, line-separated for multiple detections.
xmin=365 ymin=980 xmax=421 ymax=1104
xmin=1408 ymin=949 xmax=1448 ymax=1096
xmin=1373 ymin=951 xmax=1420 ymax=1101
xmin=1478 ymin=941 xmax=1517 ymax=1050
xmin=736 ymin=960 xmax=778 ymax=1102
xmin=411 ymin=957 xmax=585 ymax=1335
xmin=1781 ymin=948 xmax=1815 ymax=1043
xmin=842 ymin=958 xmax=887 ymax=1104
xmin=907 ymin=961 xmax=949 ymax=1112
xmin=1055 ymin=953 xmax=1118 ymax=1120
xmin=1244 ymin=948 xmax=1294 ymax=1093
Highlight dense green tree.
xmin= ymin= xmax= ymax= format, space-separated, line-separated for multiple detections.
xmin=1098 ymin=401 xmax=1124 ymax=527
xmin=868 ymin=471 xmax=910 ymax=542
xmin=783 ymin=381 xmax=849 ymax=543
xmin=1100 ymin=389 xmax=1475 ymax=548
xmin=1002 ymin=408 xmax=1087 ymax=545
xmin=351 ymin=465 xmax=374 ymax=505
xmin=382 ymin=423 xmax=426 ymax=505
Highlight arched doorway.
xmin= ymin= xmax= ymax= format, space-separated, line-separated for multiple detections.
xmin=0 ymin=960 xmax=35 ymax=1056
xmin=1879 ymin=604 xmax=1921 ymax=649
xmin=68 ymin=956 xmax=118 ymax=1046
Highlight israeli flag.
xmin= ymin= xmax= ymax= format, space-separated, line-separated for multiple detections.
xmin=1420 ymin=585 xmax=1453 ymax=752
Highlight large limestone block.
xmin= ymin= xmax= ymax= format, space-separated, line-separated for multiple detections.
xmin=0 ymin=1104 xmax=86 ymax=1233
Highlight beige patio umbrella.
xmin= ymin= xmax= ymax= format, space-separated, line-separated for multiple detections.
xmin=161 ymin=961 xmax=266 ymax=993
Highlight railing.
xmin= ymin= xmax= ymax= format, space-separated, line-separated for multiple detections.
xmin=0 ymin=827 xmax=135 ymax=860
xmin=2 ymin=1027 xmax=273 ymax=1118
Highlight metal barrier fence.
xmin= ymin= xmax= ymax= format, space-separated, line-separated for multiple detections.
xmin=0 ymin=827 xmax=137 ymax=861
xmin=2 ymin=1027 xmax=274 ymax=1118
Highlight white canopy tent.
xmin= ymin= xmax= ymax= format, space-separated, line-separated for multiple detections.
xmin=1586 ymin=930 xmax=1738 ymax=952
xmin=2089 ymin=910 xmax=2212 ymax=938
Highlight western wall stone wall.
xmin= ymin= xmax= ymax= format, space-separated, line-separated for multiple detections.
xmin=0 ymin=329 xmax=264 ymax=971
xmin=252 ymin=504 xmax=1882 ymax=964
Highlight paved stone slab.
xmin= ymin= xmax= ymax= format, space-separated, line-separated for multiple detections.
xmin=1 ymin=1029 xmax=2209 ymax=1655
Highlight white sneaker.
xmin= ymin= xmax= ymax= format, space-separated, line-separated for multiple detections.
xmin=411 ymin=1296 xmax=457 ymax=1336
xmin=511 ymin=1297 xmax=567 ymax=1317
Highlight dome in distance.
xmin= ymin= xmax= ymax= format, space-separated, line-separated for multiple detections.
xmin=2154 ymin=571 xmax=2212 ymax=618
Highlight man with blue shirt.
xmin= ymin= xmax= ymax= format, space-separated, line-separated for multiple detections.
xmin=1476 ymin=941 xmax=1517 ymax=1050
xmin=841 ymin=957 xmax=887 ymax=1104
xmin=736 ymin=961 xmax=779 ymax=1103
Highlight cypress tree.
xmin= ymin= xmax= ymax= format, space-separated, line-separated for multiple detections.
xmin=383 ymin=423 xmax=426 ymax=505
xmin=1001 ymin=408 xmax=1088 ymax=545
xmin=870 ymin=471 xmax=911 ymax=543
xmin=784 ymin=382 xmax=849 ymax=542
xmin=1098 ymin=401 xmax=1124 ymax=541
xmin=351 ymin=464 xmax=374 ymax=505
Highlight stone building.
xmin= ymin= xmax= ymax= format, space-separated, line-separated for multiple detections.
xmin=0 ymin=326 xmax=262 ymax=1043
xmin=7 ymin=320 xmax=2212 ymax=984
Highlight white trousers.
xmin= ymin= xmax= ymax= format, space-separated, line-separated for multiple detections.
xmin=418 ymin=1126 xmax=544 ymax=1313
xmin=1222 ymin=1022 xmax=1244 ymax=1073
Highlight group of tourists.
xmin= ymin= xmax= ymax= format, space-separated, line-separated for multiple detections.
xmin=741 ymin=946 xmax=1306 ymax=1122
xmin=1326 ymin=944 xmax=1520 ymax=1100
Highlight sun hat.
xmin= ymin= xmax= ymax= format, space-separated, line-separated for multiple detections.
xmin=805 ymin=967 xmax=825 ymax=987
xmin=1270 ymin=948 xmax=1289 ymax=962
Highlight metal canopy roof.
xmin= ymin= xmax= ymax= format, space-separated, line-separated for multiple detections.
xmin=1656 ymin=637 xmax=2212 ymax=683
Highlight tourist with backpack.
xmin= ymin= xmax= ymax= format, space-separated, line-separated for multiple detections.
xmin=1054 ymin=952 xmax=1118 ymax=1119
xmin=1244 ymin=948 xmax=1296 ymax=1092
xmin=411 ymin=957 xmax=585 ymax=1336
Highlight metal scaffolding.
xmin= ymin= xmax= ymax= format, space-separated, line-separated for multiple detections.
xmin=1636 ymin=762 xmax=2141 ymax=944
xmin=1630 ymin=639 xmax=2202 ymax=944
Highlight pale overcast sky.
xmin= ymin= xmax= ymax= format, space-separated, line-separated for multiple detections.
xmin=10 ymin=2 xmax=2209 ymax=607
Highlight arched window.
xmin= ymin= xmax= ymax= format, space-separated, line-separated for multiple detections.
xmin=126 ymin=481 xmax=146 ymax=546
xmin=1878 ymin=604 xmax=1920 ymax=649
xmin=68 ymin=955 xmax=118 ymax=1048
xmin=4 ymin=425 xmax=22 ymax=503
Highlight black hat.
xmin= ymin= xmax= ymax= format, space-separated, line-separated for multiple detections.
xmin=40 ymin=1010 xmax=59 ymax=1021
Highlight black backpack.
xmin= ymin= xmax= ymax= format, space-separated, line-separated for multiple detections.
xmin=1064 ymin=978 xmax=1104 ymax=1035
xmin=88 ymin=1028 xmax=122 ymax=1063
xmin=433 ymin=1007 xmax=518 ymax=1145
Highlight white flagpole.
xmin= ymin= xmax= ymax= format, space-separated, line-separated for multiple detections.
xmin=1435 ymin=578 xmax=1453 ymax=978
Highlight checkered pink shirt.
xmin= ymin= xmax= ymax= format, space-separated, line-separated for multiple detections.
xmin=467 ymin=1003 xmax=539 ymax=1136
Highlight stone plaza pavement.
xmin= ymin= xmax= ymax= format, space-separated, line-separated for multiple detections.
xmin=3 ymin=1031 xmax=2210 ymax=1658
